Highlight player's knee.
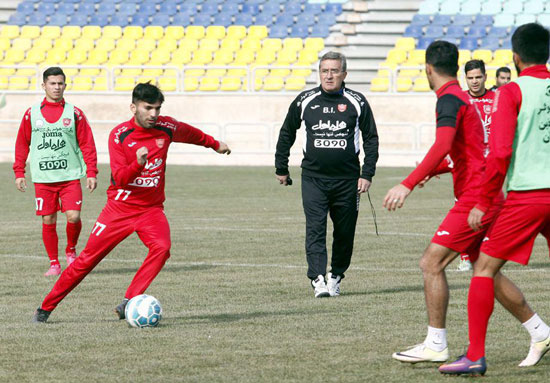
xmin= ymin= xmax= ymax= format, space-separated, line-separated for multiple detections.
xmin=152 ymin=240 xmax=171 ymax=255
xmin=419 ymin=252 xmax=445 ymax=274
xmin=65 ymin=210 xmax=81 ymax=223
xmin=42 ymin=214 xmax=57 ymax=225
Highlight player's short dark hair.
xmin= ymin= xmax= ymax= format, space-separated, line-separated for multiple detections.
xmin=464 ymin=60 xmax=486 ymax=75
xmin=319 ymin=51 xmax=347 ymax=72
xmin=496 ymin=67 xmax=511 ymax=77
xmin=43 ymin=67 xmax=66 ymax=83
xmin=512 ymin=23 xmax=550 ymax=64
xmin=425 ymin=40 xmax=459 ymax=77
xmin=132 ymin=82 xmax=165 ymax=105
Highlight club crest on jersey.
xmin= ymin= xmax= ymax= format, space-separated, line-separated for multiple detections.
xmin=484 ymin=105 xmax=492 ymax=114
xmin=338 ymin=104 xmax=347 ymax=112
xmin=63 ymin=118 xmax=71 ymax=127
xmin=156 ymin=138 xmax=165 ymax=148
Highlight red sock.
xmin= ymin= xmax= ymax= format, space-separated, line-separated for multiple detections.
xmin=466 ymin=276 xmax=495 ymax=361
xmin=42 ymin=223 xmax=59 ymax=265
xmin=65 ymin=220 xmax=82 ymax=254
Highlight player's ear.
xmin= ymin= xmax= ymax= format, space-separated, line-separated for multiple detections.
xmin=130 ymin=103 xmax=136 ymax=114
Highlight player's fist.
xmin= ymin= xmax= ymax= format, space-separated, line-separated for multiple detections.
xmin=15 ymin=177 xmax=27 ymax=192
xmin=136 ymin=146 xmax=148 ymax=165
xmin=216 ymin=141 xmax=231 ymax=155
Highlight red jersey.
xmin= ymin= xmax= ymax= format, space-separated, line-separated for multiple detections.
xmin=13 ymin=98 xmax=98 ymax=179
xmin=466 ymin=89 xmax=496 ymax=157
xmin=476 ymin=65 xmax=550 ymax=212
xmin=402 ymin=80 xmax=486 ymax=203
xmin=107 ymin=116 xmax=220 ymax=207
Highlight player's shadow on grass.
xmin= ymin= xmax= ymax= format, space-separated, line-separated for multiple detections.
xmin=92 ymin=264 xmax=216 ymax=275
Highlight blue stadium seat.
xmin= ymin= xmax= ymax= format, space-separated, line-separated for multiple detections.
xmin=37 ymin=2 xmax=56 ymax=15
xmin=318 ymin=13 xmax=336 ymax=25
xmin=424 ymin=25 xmax=444 ymax=39
xmin=213 ymin=13 xmax=233 ymax=27
xmin=194 ymin=13 xmax=212 ymax=26
xmin=139 ymin=3 xmax=157 ymax=17
xmin=417 ymin=37 xmax=434 ymax=49
xmin=131 ymin=14 xmax=151 ymax=27
xmin=118 ymin=3 xmax=138 ymax=16
xmin=269 ymin=24 xmax=288 ymax=38
xmin=8 ymin=13 xmax=27 ymax=25
xmin=285 ymin=3 xmax=303 ymax=15
xmin=324 ymin=3 xmax=343 ymax=14
xmin=110 ymin=14 xmax=129 ymax=27
xmin=81 ymin=0 xmax=101 ymax=3
xmin=57 ymin=3 xmax=75 ymax=14
xmin=304 ymin=4 xmax=323 ymax=15
xmin=441 ymin=37 xmax=458 ymax=45
xmin=28 ymin=13 xmax=47 ymax=26
xmin=489 ymin=27 xmax=509 ymax=38
xmin=179 ymin=3 xmax=197 ymax=14
xmin=501 ymin=39 xmax=512 ymax=49
xmin=16 ymin=2 xmax=35 ymax=15
xmin=89 ymin=13 xmax=110 ymax=26
xmin=291 ymin=25 xmax=310 ymax=38
xmin=241 ymin=4 xmax=260 ymax=14
xmin=479 ymin=36 xmax=500 ymax=50
xmin=255 ymin=14 xmax=274 ymax=26
xmin=453 ymin=15 xmax=472 ymax=26
xmin=158 ymin=2 xmax=178 ymax=15
xmin=200 ymin=2 xmax=220 ymax=15
xmin=220 ymin=2 xmax=240 ymax=16
xmin=475 ymin=15 xmax=494 ymax=26
xmin=172 ymin=12 xmax=193 ymax=26
xmin=275 ymin=13 xmax=295 ymax=26
xmin=403 ymin=25 xmax=423 ymax=39
xmin=150 ymin=13 xmax=170 ymax=27
xmin=262 ymin=3 xmax=282 ymax=16
xmin=62 ymin=0 xmax=80 ymax=3
xmin=97 ymin=3 xmax=116 ymax=15
xmin=42 ymin=0 xmax=61 ymax=2
xmin=459 ymin=36 xmax=478 ymax=50
xmin=300 ymin=13 xmax=317 ymax=26
xmin=468 ymin=25 xmax=487 ymax=38
xmin=234 ymin=13 xmax=253 ymax=26
xmin=432 ymin=14 xmax=452 ymax=26
xmin=410 ymin=14 xmax=431 ymax=26
xmin=49 ymin=14 xmax=68 ymax=26
xmin=310 ymin=23 xmax=330 ymax=38
xmin=77 ymin=3 xmax=96 ymax=15
xmin=69 ymin=13 xmax=89 ymax=26
xmin=446 ymin=25 xmax=465 ymax=39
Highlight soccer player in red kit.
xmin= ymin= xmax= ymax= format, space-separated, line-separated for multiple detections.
xmin=13 ymin=67 xmax=98 ymax=276
xmin=440 ymin=23 xmax=550 ymax=376
xmin=32 ymin=82 xmax=231 ymax=323
xmin=384 ymin=41 xmax=538 ymax=364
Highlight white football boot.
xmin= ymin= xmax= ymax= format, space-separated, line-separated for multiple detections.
xmin=311 ymin=275 xmax=330 ymax=298
xmin=327 ymin=272 xmax=341 ymax=296
xmin=392 ymin=343 xmax=449 ymax=363
xmin=519 ymin=333 xmax=550 ymax=367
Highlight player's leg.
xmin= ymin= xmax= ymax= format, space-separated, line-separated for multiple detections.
xmin=35 ymin=183 xmax=61 ymax=275
xmin=302 ymin=175 xmax=330 ymax=297
xmin=59 ymin=180 xmax=83 ymax=265
xmin=125 ymin=207 xmax=171 ymax=299
xmin=328 ymin=178 xmax=359 ymax=296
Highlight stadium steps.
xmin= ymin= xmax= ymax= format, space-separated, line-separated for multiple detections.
xmin=0 ymin=0 xmax=19 ymax=24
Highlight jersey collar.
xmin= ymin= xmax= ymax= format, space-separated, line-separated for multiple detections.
xmin=436 ymin=80 xmax=459 ymax=98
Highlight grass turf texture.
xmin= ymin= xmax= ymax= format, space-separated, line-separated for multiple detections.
xmin=1 ymin=163 xmax=550 ymax=382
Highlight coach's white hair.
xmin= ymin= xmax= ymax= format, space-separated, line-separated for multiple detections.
xmin=319 ymin=51 xmax=347 ymax=72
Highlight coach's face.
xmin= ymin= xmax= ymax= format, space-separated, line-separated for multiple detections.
xmin=42 ymin=75 xmax=66 ymax=103
xmin=131 ymin=100 xmax=162 ymax=129
xmin=320 ymin=59 xmax=346 ymax=93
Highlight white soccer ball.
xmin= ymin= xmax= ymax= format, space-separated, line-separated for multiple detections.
xmin=125 ymin=294 xmax=163 ymax=328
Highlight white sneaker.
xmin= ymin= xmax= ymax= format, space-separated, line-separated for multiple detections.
xmin=392 ymin=343 xmax=449 ymax=363
xmin=311 ymin=275 xmax=330 ymax=298
xmin=457 ymin=258 xmax=473 ymax=271
xmin=519 ymin=333 xmax=550 ymax=367
xmin=327 ymin=272 xmax=341 ymax=296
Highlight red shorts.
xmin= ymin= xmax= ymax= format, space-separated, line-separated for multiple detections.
xmin=431 ymin=200 xmax=502 ymax=262
xmin=34 ymin=180 xmax=82 ymax=216
xmin=481 ymin=204 xmax=550 ymax=265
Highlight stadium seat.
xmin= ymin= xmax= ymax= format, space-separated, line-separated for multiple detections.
xmin=242 ymin=38 xmax=261 ymax=51
xmin=538 ymin=14 xmax=550 ymax=28
xmin=11 ymin=37 xmax=32 ymax=52
xmin=459 ymin=36 xmax=478 ymax=50
xmin=186 ymin=26 xmax=206 ymax=40
xmin=72 ymin=76 xmax=93 ymax=91
xmin=150 ymin=14 xmax=170 ymax=27
xmin=41 ymin=26 xmax=61 ymax=40
xmin=468 ymin=26 xmax=487 ymax=38
xmin=453 ymin=15 xmax=473 ymax=27
xmin=4 ymin=48 xmax=25 ymax=63
xmin=19 ymin=26 xmax=39 ymax=39
xmin=418 ymin=1 xmax=439 ymax=15
xmin=200 ymin=38 xmax=220 ymax=51
xmin=114 ymin=76 xmax=135 ymax=91
xmin=458 ymin=49 xmax=472 ymax=66
xmin=370 ymin=77 xmax=389 ymax=92
xmin=82 ymin=26 xmax=102 ymax=40
xmin=66 ymin=48 xmax=87 ymax=64
xmin=206 ymin=26 xmax=226 ymax=40
xmin=220 ymin=38 xmax=241 ymax=52
xmin=410 ymin=14 xmax=431 ymax=26
xmin=157 ymin=39 xmax=177 ymax=52
xmin=395 ymin=37 xmax=416 ymax=52
xmin=172 ymin=12 xmax=192 ymax=26
xmin=234 ymin=13 xmax=254 ymax=26
xmin=262 ymin=76 xmax=284 ymax=91
xmin=472 ymin=49 xmax=493 ymax=63
xmin=475 ymin=15 xmax=494 ymax=27
xmin=199 ymin=76 xmax=219 ymax=91
xmin=479 ymin=37 xmax=500 ymax=50
xmin=269 ymin=25 xmax=289 ymax=39
xmin=432 ymin=14 xmax=452 ymax=26
xmin=25 ymin=48 xmax=46 ymax=64
xmin=226 ymin=25 xmax=247 ymax=40
xmin=424 ymin=25 xmax=444 ymax=39
xmin=284 ymin=76 xmax=306 ymax=91
xmin=493 ymin=49 xmax=513 ymax=65
xmin=386 ymin=49 xmax=407 ymax=65
xmin=103 ymin=26 xmax=123 ymax=40
xmin=248 ymin=25 xmax=268 ymax=40
xmin=396 ymin=77 xmax=412 ymax=92
xmin=283 ymin=38 xmax=303 ymax=52
xmin=406 ymin=49 xmax=425 ymax=65
xmin=446 ymin=25 xmax=465 ymax=39
xmin=53 ymin=38 xmax=73 ymax=52
xmin=304 ymin=37 xmax=324 ymax=52
xmin=170 ymin=50 xmax=192 ymax=65
xmin=403 ymin=25 xmax=423 ymax=39
xmin=412 ymin=77 xmax=430 ymax=92
xmin=0 ymin=76 xmax=8 ymax=90
xmin=96 ymin=37 xmax=115 ymax=51
xmin=129 ymin=50 xmax=150 ymax=65
xmin=220 ymin=76 xmax=241 ymax=91
xmin=165 ymin=26 xmax=184 ymax=40
xmin=87 ymin=48 xmax=109 ymax=65
xmin=9 ymin=76 xmax=30 ymax=90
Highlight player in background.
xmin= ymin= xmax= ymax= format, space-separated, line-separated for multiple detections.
xmin=440 ymin=23 xmax=550 ymax=376
xmin=13 ymin=67 xmax=98 ymax=276
xmin=384 ymin=41 xmax=541 ymax=365
xmin=491 ymin=66 xmax=512 ymax=91
xmin=32 ymin=83 xmax=231 ymax=323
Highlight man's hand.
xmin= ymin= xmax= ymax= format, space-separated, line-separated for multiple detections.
xmin=15 ymin=177 xmax=26 ymax=192
xmin=357 ymin=178 xmax=371 ymax=194
xmin=216 ymin=141 xmax=231 ymax=155
xmin=276 ymin=174 xmax=290 ymax=186
xmin=468 ymin=207 xmax=486 ymax=232
xmin=86 ymin=177 xmax=97 ymax=193
xmin=136 ymin=146 xmax=148 ymax=165
xmin=383 ymin=184 xmax=411 ymax=211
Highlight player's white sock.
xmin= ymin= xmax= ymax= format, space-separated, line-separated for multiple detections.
xmin=522 ymin=313 xmax=550 ymax=343
xmin=425 ymin=326 xmax=447 ymax=352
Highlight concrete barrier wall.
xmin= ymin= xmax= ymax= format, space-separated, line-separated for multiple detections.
xmin=0 ymin=92 xmax=437 ymax=167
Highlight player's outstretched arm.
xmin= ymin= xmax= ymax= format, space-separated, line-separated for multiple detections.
xmin=383 ymin=184 xmax=411 ymax=211
xmin=15 ymin=177 xmax=27 ymax=192
xmin=215 ymin=141 xmax=231 ymax=155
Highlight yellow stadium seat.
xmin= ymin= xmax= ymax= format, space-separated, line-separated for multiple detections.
xmin=96 ymin=38 xmax=116 ymax=51
xmin=103 ymin=26 xmax=122 ymax=40
xmin=298 ymin=49 xmax=318 ymax=65
xmin=472 ymin=49 xmax=492 ymax=63
xmin=170 ymin=49 xmax=192 ymax=65
xmin=370 ymin=77 xmax=389 ymax=92
xmin=248 ymin=26 xmax=268 ymax=40
xmin=118 ymin=68 xmax=142 ymax=77
xmin=285 ymin=76 xmax=306 ymax=91
xmin=256 ymin=49 xmax=276 ymax=65
xmin=129 ymin=50 xmax=150 ymax=65
xmin=241 ymin=38 xmax=261 ymax=52
xmin=25 ymin=48 xmax=46 ymax=64
xmin=378 ymin=60 xmax=398 ymax=71
xmin=212 ymin=49 xmax=234 ymax=65
xmin=278 ymin=49 xmax=297 ymax=63
xmin=377 ymin=68 xmax=391 ymax=77
xmin=199 ymin=76 xmax=220 ymax=91
xmin=0 ymin=76 xmax=8 ymax=90
xmin=158 ymin=39 xmax=177 ymax=52
xmin=12 ymin=38 xmax=32 ymax=52
xmin=4 ymin=49 xmax=25 ymax=63
xmin=117 ymin=38 xmax=136 ymax=52
xmin=458 ymin=50 xmax=472 ymax=66
xmin=220 ymin=37 xmax=241 ymax=52
xmin=0 ymin=37 xmax=10 ymax=51
xmin=137 ymin=76 xmax=157 ymax=85
xmin=191 ymin=49 xmax=213 ymax=65
xmin=107 ymin=50 xmax=129 ymax=66
xmin=486 ymin=68 xmax=496 ymax=80
xmin=0 ymin=67 xmax=16 ymax=76
xmin=72 ymin=76 xmax=93 ymax=91
xmin=158 ymin=77 xmax=178 ymax=92
xmin=407 ymin=49 xmax=425 ymax=65
xmin=220 ymin=76 xmax=241 ymax=91
xmin=178 ymin=38 xmax=199 ymax=52
xmin=82 ymin=26 xmax=102 ymax=40
xmin=32 ymin=38 xmax=53 ymax=51
xmin=150 ymin=49 xmax=171 ymax=65
xmin=163 ymin=68 xmax=177 ymax=77
xmin=42 ymin=26 xmax=61 ymax=40
xmin=283 ymin=38 xmax=303 ymax=52
xmin=243 ymin=77 xmax=263 ymax=91
xmin=486 ymin=78 xmax=496 ymax=90
xmin=144 ymin=26 xmax=164 ymax=40
xmin=114 ymin=77 xmax=135 ymax=91
xmin=291 ymin=65 xmax=312 ymax=77
xmin=62 ymin=26 xmax=81 ymax=40
xmin=395 ymin=37 xmax=416 ymax=52
xmin=185 ymin=26 xmax=205 ymax=40
xmin=142 ymin=67 xmax=163 ymax=77
xmin=206 ymin=26 xmax=226 ymax=40
xmin=387 ymin=49 xmax=407 ymax=65
xmin=493 ymin=49 xmax=513 ymax=65
xmin=20 ymin=26 xmax=40 ymax=39
xmin=262 ymin=38 xmax=282 ymax=52
xmin=15 ymin=67 xmax=38 ymax=76
xmin=1 ymin=25 xmax=19 ymax=39
xmin=304 ymin=37 xmax=324 ymax=52
xmin=136 ymin=38 xmax=157 ymax=52
xmin=93 ymin=76 xmax=108 ymax=91
xmin=250 ymin=64 xmax=269 ymax=79
xmin=165 ymin=26 xmax=184 ymax=40
xmin=66 ymin=49 xmax=87 ymax=65
xmin=87 ymin=49 xmax=109 ymax=65
xmin=271 ymin=59 xmax=291 ymax=77
xmin=44 ymin=49 xmax=66 ymax=65
xmin=412 ymin=77 xmax=430 ymax=92
xmin=234 ymin=49 xmax=255 ymax=65
xmin=184 ymin=76 xmax=199 ymax=91
xmin=74 ymin=38 xmax=95 ymax=52
xmin=53 ymin=38 xmax=73 ymax=52
xmin=398 ymin=68 xmax=420 ymax=78
xmin=205 ymin=66 xmax=226 ymax=77
xmin=226 ymin=25 xmax=247 ymax=40
xmin=200 ymin=38 xmax=219 ymax=51
xmin=123 ymin=26 xmax=143 ymax=40
xmin=397 ymin=77 xmax=413 ymax=92
xmin=8 ymin=76 xmax=29 ymax=90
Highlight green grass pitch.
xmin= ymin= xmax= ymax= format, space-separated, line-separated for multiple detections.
xmin=1 ymin=163 xmax=549 ymax=382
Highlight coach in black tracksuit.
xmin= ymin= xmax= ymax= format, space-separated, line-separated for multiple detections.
xmin=275 ymin=51 xmax=379 ymax=297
